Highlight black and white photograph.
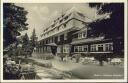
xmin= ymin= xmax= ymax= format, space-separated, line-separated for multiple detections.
xmin=1 ymin=0 xmax=127 ymax=82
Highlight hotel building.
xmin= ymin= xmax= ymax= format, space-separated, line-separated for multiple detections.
xmin=32 ymin=7 xmax=123 ymax=58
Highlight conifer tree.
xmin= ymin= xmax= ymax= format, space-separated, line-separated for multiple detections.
xmin=3 ymin=3 xmax=28 ymax=47
xmin=30 ymin=28 xmax=38 ymax=47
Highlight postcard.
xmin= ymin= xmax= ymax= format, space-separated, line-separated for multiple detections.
xmin=0 ymin=0 xmax=127 ymax=82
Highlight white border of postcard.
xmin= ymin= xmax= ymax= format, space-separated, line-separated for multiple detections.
xmin=0 ymin=0 xmax=127 ymax=82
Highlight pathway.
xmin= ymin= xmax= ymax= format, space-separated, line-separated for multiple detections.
xmin=29 ymin=57 xmax=124 ymax=79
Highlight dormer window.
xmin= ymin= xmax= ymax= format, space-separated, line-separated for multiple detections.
xmin=64 ymin=16 xmax=69 ymax=20
xmin=63 ymin=23 xmax=66 ymax=27
xmin=59 ymin=19 xmax=63 ymax=23
xmin=54 ymin=20 xmax=56 ymax=23
xmin=51 ymin=24 xmax=55 ymax=28
xmin=78 ymin=33 xmax=82 ymax=39
xmin=62 ymin=14 xmax=64 ymax=17
xmin=56 ymin=26 xmax=60 ymax=31
xmin=78 ymin=31 xmax=87 ymax=39
xmin=83 ymin=31 xmax=87 ymax=38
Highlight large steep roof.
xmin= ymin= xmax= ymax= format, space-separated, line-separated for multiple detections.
xmin=65 ymin=6 xmax=93 ymax=22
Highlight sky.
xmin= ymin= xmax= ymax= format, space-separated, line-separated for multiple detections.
xmin=15 ymin=3 xmax=108 ymax=40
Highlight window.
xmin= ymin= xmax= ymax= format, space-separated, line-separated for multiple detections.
xmin=57 ymin=45 xmax=61 ymax=53
xmin=91 ymin=45 xmax=96 ymax=52
xmin=46 ymin=40 xmax=48 ymax=44
xmin=79 ymin=46 xmax=83 ymax=52
xmin=58 ymin=36 xmax=60 ymax=41
xmin=50 ymin=38 xmax=52 ymax=43
xmin=40 ymin=42 xmax=42 ymax=46
xmin=98 ymin=44 xmax=104 ymax=51
xmin=47 ymin=46 xmax=51 ymax=52
xmin=64 ymin=33 xmax=67 ymax=40
xmin=47 ymin=39 xmax=49 ymax=43
xmin=82 ymin=31 xmax=87 ymax=38
xmin=83 ymin=45 xmax=88 ymax=52
xmin=74 ymin=46 xmax=78 ymax=52
xmin=64 ymin=16 xmax=69 ymax=20
xmin=42 ymin=41 xmax=44 ymax=44
xmin=91 ymin=43 xmax=113 ymax=52
xmin=52 ymin=37 xmax=54 ymax=43
xmin=63 ymin=24 xmax=66 ymax=27
xmin=55 ymin=36 xmax=58 ymax=43
xmin=59 ymin=19 xmax=63 ymax=23
xmin=60 ymin=34 xmax=64 ymax=41
xmin=52 ymin=24 xmax=55 ymax=28
xmin=74 ymin=45 xmax=88 ymax=52
xmin=78 ymin=32 xmax=87 ymax=39
xmin=78 ymin=33 xmax=82 ymax=39
xmin=44 ymin=46 xmax=46 ymax=51
xmin=63 ymin=49 xmax=66 ymax=53
xmin=62 ymin=14 xmax=64 ymax=17
xmin=63 ymin=45 xmax=69 ymax=53
xmin=54 ymin=20 xmax=56 ymax=23
xmin=105 ymin=43 xmax=113 ymax=51
xmin=57 ymin=27 xmax=60 ymax=31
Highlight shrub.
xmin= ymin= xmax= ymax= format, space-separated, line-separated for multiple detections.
xmin=41 ymin=54 xmax=54 ymax=60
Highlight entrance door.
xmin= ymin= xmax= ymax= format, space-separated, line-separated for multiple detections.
xmin=51 ymin=46 xmax=57 ymax=55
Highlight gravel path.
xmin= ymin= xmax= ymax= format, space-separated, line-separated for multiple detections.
xmin=29 ymin=57 xmax=124 ymax=79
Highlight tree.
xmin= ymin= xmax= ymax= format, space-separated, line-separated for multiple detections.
xmin=22 ymin=33 xmax=29 ymax=45
xmin=88 ymin=3 xmax=124 ymax=53
xmin=22 ymin=33 xmax=31 ymax=57
xmin=30 ymin=28 xmax=38 ymax=47
xmin=88 ymin=3 xmax=124 ymax=39
xmin=3 ymin=3 xmax=28 ymax=48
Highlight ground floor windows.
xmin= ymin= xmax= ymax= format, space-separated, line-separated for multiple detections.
xmin=57 ymin=45 xmax=70 ymax=53
xmin=34 ymin=46 xmax=52 ymax=53
xmin=83 ymin=45 xmax=88 ymax=52
xmin=74 ymin=43 xmax=113 ymax=53
xmin=74 ymin=45 xmax=88 ymax=52
xmin=90 ymin=43 xmax=113 ymax=52
xmin=33 ymin=43 xmax=113 ymax=54
xmin=79 ymin=46 xmax=83 ymax=52
xmin=105 ymin=43 xmax=113 ymax=51
xmin=74 ymin=46 xmax=78 ymax=52
xmin=90 ymin=45 xmax=96 ymax=52
xmin=63 ymin=45 xmax=70 ymax=53
xmin=78 ymin=31 xmax=87 ymax=39
xmin=97 ymin=44 xmax=104 ymax=51
xmin=57 ymin=45 xmax=62 ymax=53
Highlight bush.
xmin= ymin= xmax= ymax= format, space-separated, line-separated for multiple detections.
xmin=57 ymin=53 xmax=66 ymax=61
xmin=33 ymin=61 xmax=52 ymax=68
xmin=40 ymin=54 xmax=54 ymax=60
xmin=45 ymin=55 xmax=54 ymax=60
xmin=3 ymin=64 xmax=21 ymax=79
